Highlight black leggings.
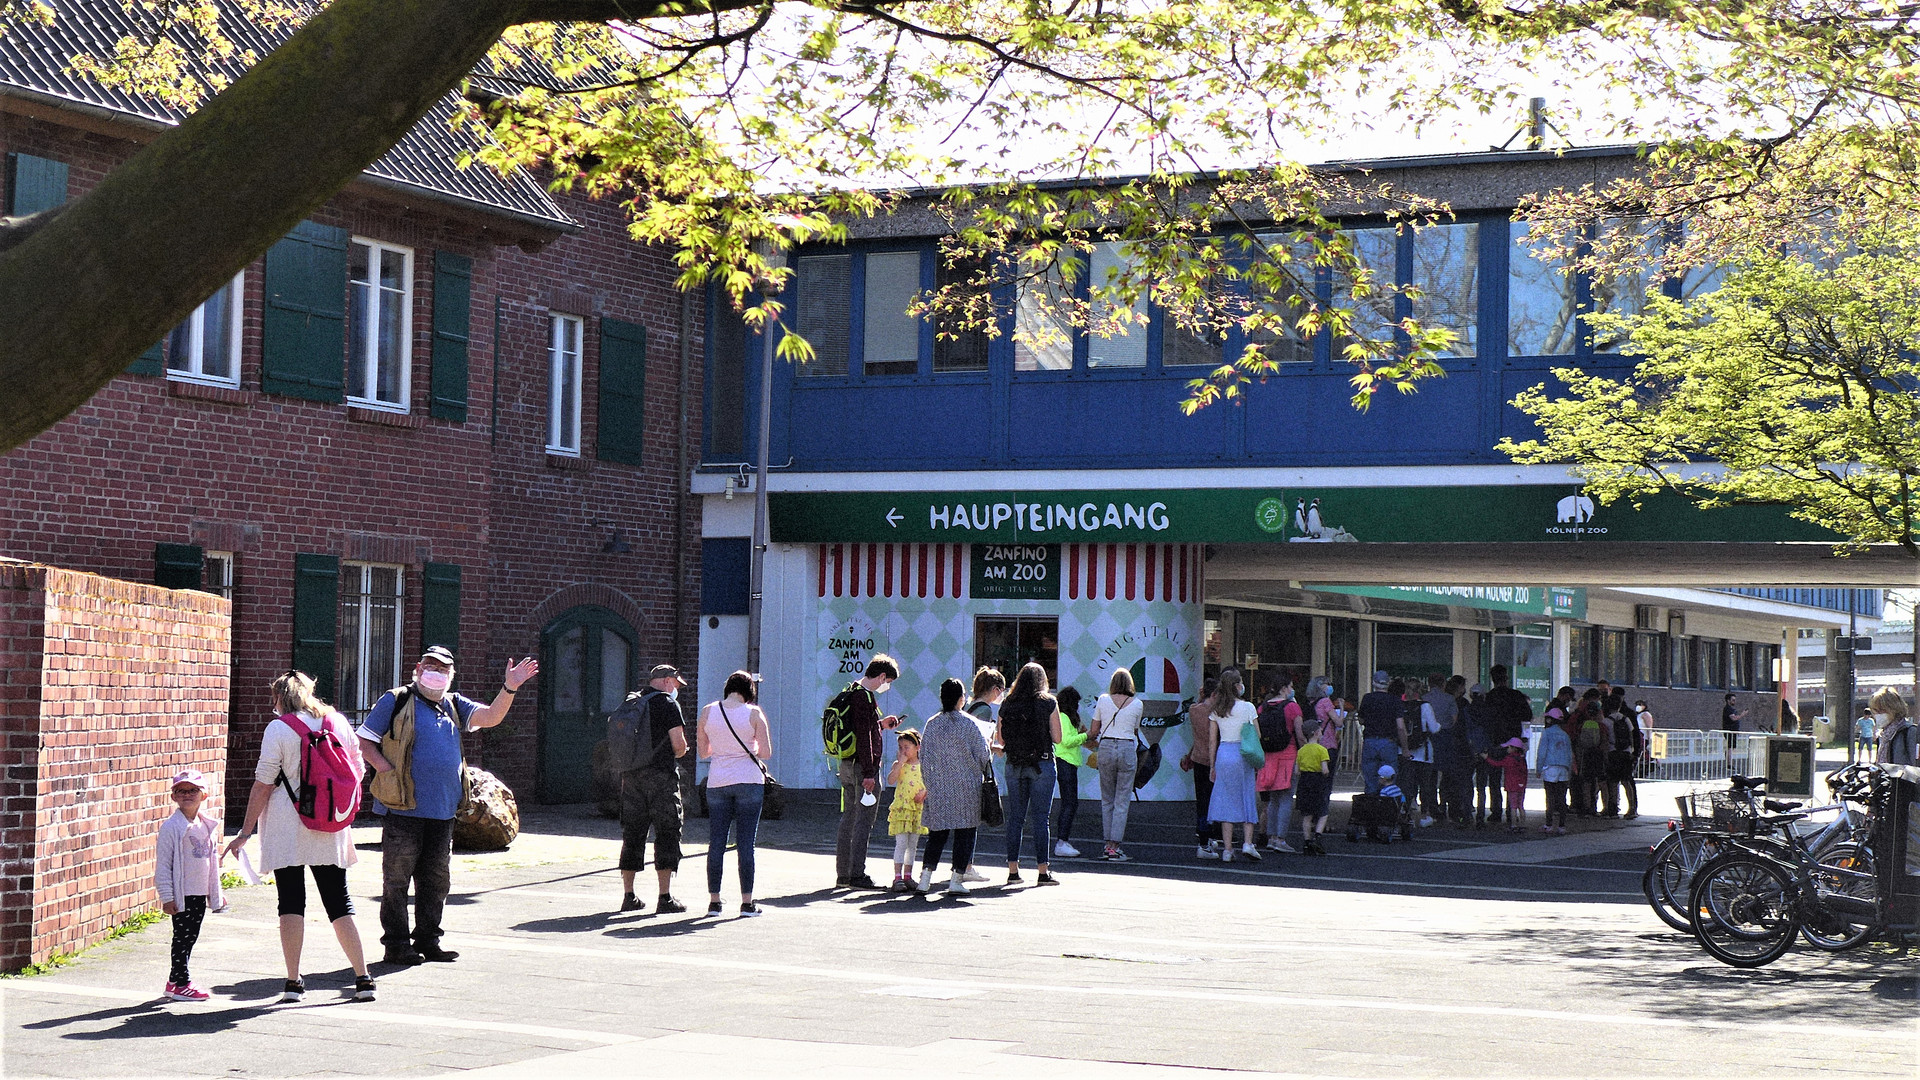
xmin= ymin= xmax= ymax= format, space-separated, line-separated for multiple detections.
xmin=1055 ymin=762 xmax=1079 ymax=842
xmin=169 ymin=895 xmax=207 ymax=984
xmin=1544 ymin=781 xmax=1570 ymax=828
xmin=275 ymin=864 xmax=355 ymax=921
xmin=922 ymin=828 xmax=977 ymax=874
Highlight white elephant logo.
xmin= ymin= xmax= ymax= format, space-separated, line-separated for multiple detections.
xmin=1556 ymin=495 xmax=1595 ymax=523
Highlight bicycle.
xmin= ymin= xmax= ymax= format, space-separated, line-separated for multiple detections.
xmin=1684 ymin=768 xmax=1891 ymax=968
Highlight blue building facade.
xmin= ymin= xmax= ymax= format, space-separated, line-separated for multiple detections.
xmin=694 ymin=148 xmax=1885 ymax=792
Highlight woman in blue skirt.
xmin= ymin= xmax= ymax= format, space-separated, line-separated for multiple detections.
xmin=1206 ymin=669 xmax=1261 ymax=861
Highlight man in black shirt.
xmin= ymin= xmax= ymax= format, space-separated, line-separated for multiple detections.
xmin=619 ymin=665 xmax=692 ymax=914
xmin=1356 ymin=671 xmax=1404 ymax=795
xmin=1482 ymin=665 xmax=1535 ymax=746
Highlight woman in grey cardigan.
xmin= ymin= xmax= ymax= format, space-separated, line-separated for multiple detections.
xmin=918 ymin=677 xmax=994 ymax=895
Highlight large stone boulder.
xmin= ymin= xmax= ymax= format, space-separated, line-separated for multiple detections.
xmin=454 ymin=766 xmax=520 ymax=851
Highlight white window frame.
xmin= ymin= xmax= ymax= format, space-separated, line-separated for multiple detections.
xmin=340 ymin=561 xmax=406 ymax=721
xmin=547 ymin=313 xmax=584 ymax=456
xmin=347 ymin=238 xmax=414 ymax=413
xmin=202 ymin=551 xmax=235 ymax=602
xmin=165 ymin=272 xmax=245 ymax=388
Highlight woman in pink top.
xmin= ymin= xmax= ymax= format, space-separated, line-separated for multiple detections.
xmin=697 ymin=670 xmax=773 ymax=917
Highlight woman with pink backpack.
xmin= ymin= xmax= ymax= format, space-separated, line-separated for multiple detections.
xmin=225 ymin=671 xmax=375 ymax=1003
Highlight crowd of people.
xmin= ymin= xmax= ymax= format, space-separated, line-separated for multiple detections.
xmin=151 ymin=643 xmax=1920 ymax=1005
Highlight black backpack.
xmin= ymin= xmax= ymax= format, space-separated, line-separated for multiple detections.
xmin=1256 ymin=699 xmax=1294 ymax=753
xmin=999 ymin=694 xmax=1053 ymax=768
xmin=1402 ymin=700 xmax=1429 ymax=753
xmin=1610 ymin=711 xmax=1638 ymax=754
xmin=606 ymin=689 xmax=661 ymax=773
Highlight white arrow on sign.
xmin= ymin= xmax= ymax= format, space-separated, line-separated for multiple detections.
xmin=885 ymin=507 xmax=903 ymax=528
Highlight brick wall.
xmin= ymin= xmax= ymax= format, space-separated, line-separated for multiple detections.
xmin=0 ymin=562 xmax=230 ymax=971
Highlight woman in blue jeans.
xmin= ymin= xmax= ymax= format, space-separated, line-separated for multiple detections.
xmin=697 ymin=670 xmax=773 ymax=917
xmin=996 ymin=663 xmax=1065 ymax=886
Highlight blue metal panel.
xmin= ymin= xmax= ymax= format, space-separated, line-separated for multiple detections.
xmin=1003 ymin=374 xmax=1235 ymax=466
xmin=1243 ymin=369 xmax=1490 ymax=464
xmin=701 ymin=538 xmax=751 ymax=615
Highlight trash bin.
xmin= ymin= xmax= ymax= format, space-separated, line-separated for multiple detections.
xmin=1764 ymin=735 xmax=1817 ymax=797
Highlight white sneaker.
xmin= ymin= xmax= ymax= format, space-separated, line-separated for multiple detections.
xmin=917 ymin=867 xmax=933 ymax=893
xmin=1418 ymin=816 xmax=1434 ymax=828
xmin=948 ymin=874 xmax=970 ymax=895
xmin=1196 ymin=844 xmax=1222 ymax=860
xmin=1221 ymin=847 xmax=1234 ymax=863
xmin=963 ymin=867 xmax=988 ymax=882
xmin=1265 ymin=839 xmax=1297 ymax=853
xmin=1053 ymin=840 xmax=1081 ymax=859
xmin=1240 ymin=844 xmax=1262 ymax=861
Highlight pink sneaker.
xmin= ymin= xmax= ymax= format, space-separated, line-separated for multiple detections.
xmin=164 ymin=982 xmax=209 ymax=1002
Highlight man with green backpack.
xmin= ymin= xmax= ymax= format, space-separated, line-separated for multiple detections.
xmin=822 ymin=655 xmax=903 ymax=889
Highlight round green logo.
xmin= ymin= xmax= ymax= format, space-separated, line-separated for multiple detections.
xmin=1254 ymin=497 xmax=1286 ymax=534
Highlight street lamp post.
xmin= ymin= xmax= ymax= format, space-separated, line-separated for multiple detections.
xmin=744 ymin=232 xmax=795 ymax=680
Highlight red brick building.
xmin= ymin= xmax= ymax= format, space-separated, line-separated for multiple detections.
xmin=0 ymin=3 xmax=702 ymax=812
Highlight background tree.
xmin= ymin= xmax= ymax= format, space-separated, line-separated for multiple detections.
xmin=1500 ymin=238 xmax=1920 ymax=553
xmin=7 ymin=0 xmax=1920 ymax=480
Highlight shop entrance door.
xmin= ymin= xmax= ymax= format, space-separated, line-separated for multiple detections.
xmin=975 ymin=616 xmax=1058 ymax=689
xmin=539 ymin=606 xmax=637 ymax=803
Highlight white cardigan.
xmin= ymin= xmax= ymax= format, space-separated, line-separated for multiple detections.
xmin=252 ymin=712 xmax=361 ymax=872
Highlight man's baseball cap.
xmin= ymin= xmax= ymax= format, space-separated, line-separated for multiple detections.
xmin=421 ymin=645 xmax=455 ymax=665
xmin=1371 ymin=670 xmax=1390 ymax=690
xmin=649 ymin=664 xmax=686 ymax=684
xmin=171 ymin=769 xmax=208 ymax=791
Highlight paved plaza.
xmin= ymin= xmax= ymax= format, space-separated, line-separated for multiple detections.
xmin=5 ymin=786 xmax=1917 ymax=1078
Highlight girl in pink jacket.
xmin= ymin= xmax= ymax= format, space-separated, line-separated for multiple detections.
xmin=1488 ymin=739 xmax=1530 ymax=832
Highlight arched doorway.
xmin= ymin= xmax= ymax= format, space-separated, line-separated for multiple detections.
xmin=539 ymin=605 xmax=638 ymax=803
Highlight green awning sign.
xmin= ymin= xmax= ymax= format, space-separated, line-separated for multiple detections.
xmin=768 ymin=486 xmax=1832 ymax=545
xmin=1312 ymin=584 xmax=1588 ymax=620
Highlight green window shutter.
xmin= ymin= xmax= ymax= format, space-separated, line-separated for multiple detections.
xmin=596 ymin=317 xmax=647 ymax=465
xmin=5 ymin=153 xmax=68 ymax=216
xmin=421 ymin=562 xmax=461 ymax=659
xmin=128 ymin=339 xmax=165 ymax=377
xmin=292 ymin=553 xmax=340 ymax=702
xmin=154 ymin=543 xmax=204 ymax=590
xmin=262 ymin=221 xmax=348 ymax=403
xmin=429 ymin=252 xmax=472 ymax=422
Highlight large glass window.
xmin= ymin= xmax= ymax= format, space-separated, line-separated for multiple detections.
xmin=1568 ymin=625 xmax=1596 ymax=683
xmin=1632 ymin=631 xmax=1666 ymax=686
xmin=1244 ymin=232 xmax=1315 ymax=366
xmin=1597 ymin=628 xmax=1632 ymax=684
xmin=708 ymin=302 xmax=747 ymax=458
xmin=794 ymin=253 xmax=851 ymax=377
xmin=1232 ymin=610 xmax=1314 ymax=684
xmin=547 ymin=314 xmax=582 ymax=455
xmin=1494 ymin=624 xmax=1554 ymax=714
xmin=1334 ymin=227 xmax=1399 ymax=345
xmin=932 ymin=254 xmax=990 ymax=372
xmin=347 ymin=239 xmax=412 ymax=410
xmin=1086 ymin=241 xmax=1147 ymax=369
xmin=1589 ymin=218 xmax=1661 ymax=352
xmin=1698 ymin=638 xmax=1725 ymax=689
xmin=339 ymin=563 xmax=403 ymax=721
xmin=1014 ymin=261 xmax=1075 ymax=371
xmin=1374 ymin=622 xmax=1452 ymax=683
xmin=975 ymin=616 xmax=1059 ymax=689
xmin=1728 ymin=641 xmax=1753 ymax=690
xmin=862 ymin=251 xmax=922 ymax=376
xmin=1411 ymin=223 xmax=1478 ymax=358
xmin=202 ymin=551 xmax=235 ymax=602
xmin=1508 ymin=222 xmax=1577 ymax=356
xmin=165 ymin=272 xmax=244 ymax=387
xmin=1669 ymin=635 xmax=1696 ymax=688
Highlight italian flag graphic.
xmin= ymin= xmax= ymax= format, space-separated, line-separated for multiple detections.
xmin=1129 ymin=655 xmax=1183 ymax=697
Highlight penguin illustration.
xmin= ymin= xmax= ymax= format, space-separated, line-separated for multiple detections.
xmin=1294 ymin=499 xmax=1308 ymax=535
xmin=1306 ymin=498 xmax=1324 ymax=539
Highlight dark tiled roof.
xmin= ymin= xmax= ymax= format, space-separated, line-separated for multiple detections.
xmin=0 ymin=0 xmax=576 ymax=232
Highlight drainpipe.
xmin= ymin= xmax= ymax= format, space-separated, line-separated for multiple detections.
xmin=675 ymin=287 xmax=692 ymax=674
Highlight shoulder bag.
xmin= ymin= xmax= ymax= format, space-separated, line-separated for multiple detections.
xmin=717 ymin=702 xmax=782 ymax=797
xmin=979 ymin=766 xmax=1005 ymax=827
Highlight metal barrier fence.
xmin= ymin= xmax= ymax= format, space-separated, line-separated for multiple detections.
xmin=1330 ymin=720 xmax=1772 ymax=785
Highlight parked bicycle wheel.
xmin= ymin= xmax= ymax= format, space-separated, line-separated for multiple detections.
xmin=1799 ymin=843 xmax=1878 ymax=952
xmin=1688 ymin=854 xmax=1799 ymax=968
xmin=1642 ymin=831 xmax=1716 ymax=933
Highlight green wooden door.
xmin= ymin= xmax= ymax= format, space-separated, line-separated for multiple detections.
xmin=539 ymin=606 xmax=637 ymax=803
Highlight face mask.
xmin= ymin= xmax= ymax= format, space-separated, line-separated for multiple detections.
xmin=1872 ymin=712 xmax=1890 ymax=726
xmin=417 ymin=669 xmax=451 ymax=693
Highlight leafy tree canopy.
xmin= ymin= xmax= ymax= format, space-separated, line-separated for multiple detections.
xmin=4 ymin=0 xmax=1920 ymax=491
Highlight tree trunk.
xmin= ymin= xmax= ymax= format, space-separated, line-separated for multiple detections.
xmin=0 ymin=0 xmax=523 ymax=451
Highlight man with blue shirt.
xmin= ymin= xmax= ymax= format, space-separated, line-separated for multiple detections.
xmin=360 ymin=645 xmax=537 ymax=965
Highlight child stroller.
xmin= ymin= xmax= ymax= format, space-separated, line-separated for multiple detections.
xmin=1346 ymin=790 xmax=1415 ymax=844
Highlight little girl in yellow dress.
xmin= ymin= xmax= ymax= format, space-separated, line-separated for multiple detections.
xmin=887 ymin=730 xmax=928 ymax=892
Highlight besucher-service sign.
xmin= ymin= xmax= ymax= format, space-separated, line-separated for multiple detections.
xmin=768 ymin=487 xmax=1832 ymax=545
